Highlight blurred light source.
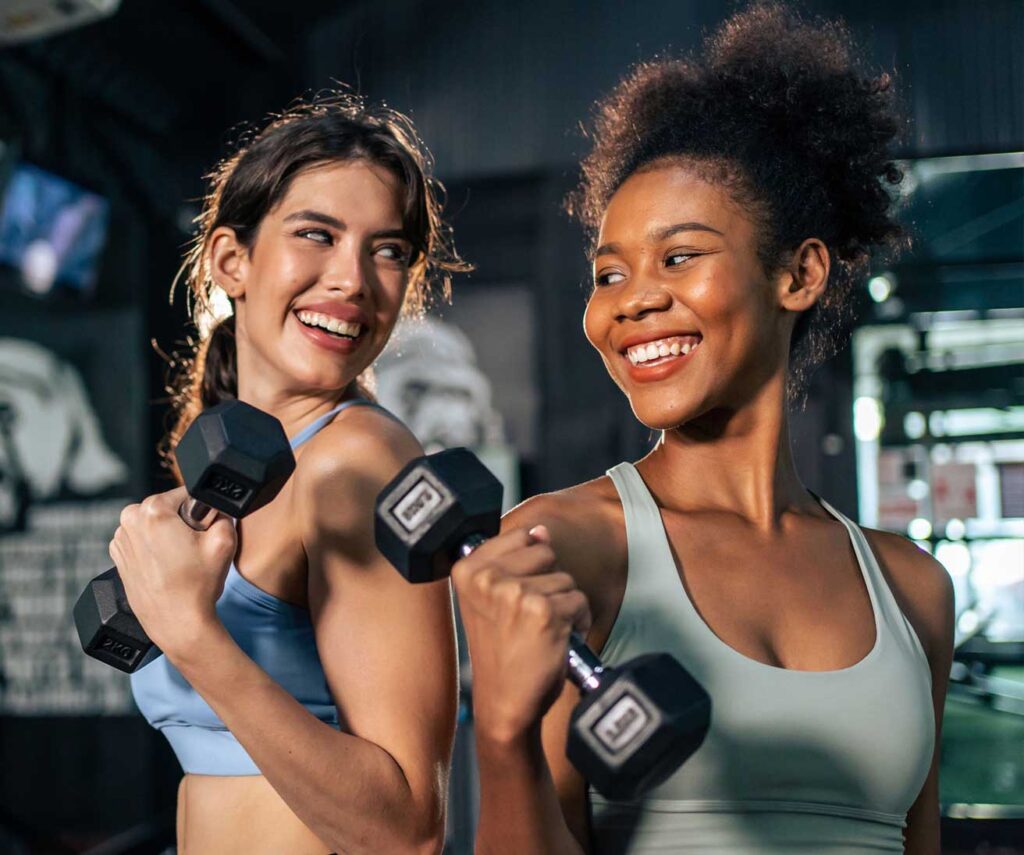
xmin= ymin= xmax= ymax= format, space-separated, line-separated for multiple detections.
xmin=936 ymin=540 xmax=971 ymax=576
xmin=907 ymin=479 xmax=929 ymax=501
xmin=868 ymin=273 xmax=895 ymax=303
xmin=957 ymin=608 xmax=980 ymax=635
xmin=931 ymin=444 xmax=954 ymax=465
xmin=821 ymin=433 xmax=844 ymax=456
xmin=21 ymin=238 xmax=57 ymax=295
xmin=854 ymin=397 xmax=884 ymax=441
xmin=908 ymin=517 xmax=933 ymax=540
xmin=903 ymin=411 xmax=927 ymax=439
xmin=945 ymin=518 xmax=967 ymax=540
xmin=929 ymin=411 xmax=946 ymax=437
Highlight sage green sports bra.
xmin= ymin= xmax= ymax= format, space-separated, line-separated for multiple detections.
xmin=590 ymin=463 xmax=935 ymax=854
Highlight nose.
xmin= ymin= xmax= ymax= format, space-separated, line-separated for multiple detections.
xmin=616 ymin=276 xmax=672 ymax=322
xmin=322 ymin=239 xmax=369 ymax=299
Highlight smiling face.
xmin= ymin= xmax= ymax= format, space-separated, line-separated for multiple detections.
xmin=584 ymin=162 xmax=797 ymax=431
xmin=210 ymin=159 xmax=413 ymax=398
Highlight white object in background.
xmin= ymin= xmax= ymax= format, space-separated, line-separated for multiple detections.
xmin=376 ymin=317 xmax=519 ymax=509
xmin=0 ymin=0 xmax=120 ymax=45
xmin=0 ymin=338 xmax=127 ymax=498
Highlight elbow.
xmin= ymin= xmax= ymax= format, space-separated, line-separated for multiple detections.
xmin=408 ymin=826 xmax=447 ymax=855
xmin=402 ymin=795 xmax=448 ymax=855
xmin=330 ymin=791 xmax=446 ymax=855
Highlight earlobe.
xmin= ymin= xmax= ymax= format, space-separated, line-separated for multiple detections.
xmin=208 ymin=227 xmax=247 ymax=298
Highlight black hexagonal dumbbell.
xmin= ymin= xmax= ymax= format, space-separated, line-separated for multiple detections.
xmin=73 ymin=400 xmax=295 ymax=673
xmin=376 ymin=447 xmax=712 ymax=800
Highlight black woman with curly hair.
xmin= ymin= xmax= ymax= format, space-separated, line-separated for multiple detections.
xmin=108 ymin=94 xmax=465 ymax=853
xmin=452 ymin=6 xmax=952 ymax=854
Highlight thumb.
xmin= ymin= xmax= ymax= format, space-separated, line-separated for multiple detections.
xmin=202 ymin=513 xmax=237 ymax=558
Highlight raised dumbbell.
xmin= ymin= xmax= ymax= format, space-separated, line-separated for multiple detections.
xmin=375 ymin=447 xmax=711 ymax=800
xmin=73 ymin=400 xmax=295 ymax=673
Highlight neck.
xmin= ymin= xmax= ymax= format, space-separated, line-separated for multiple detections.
xmin=235 ymin=379 xmax=358 ymax=441
xmin=636 ymin=370 xmax=818 ymax=531
xmin=233 ymin=341 xmax=358 ymax=441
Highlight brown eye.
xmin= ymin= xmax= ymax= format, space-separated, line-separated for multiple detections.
xmin=595 ymin=269 xmax=626 ymax=287
xmin=374 ymin=243 xmax=410 ymax=264
xmin=665 ymin=252 xmax=694 ymax=267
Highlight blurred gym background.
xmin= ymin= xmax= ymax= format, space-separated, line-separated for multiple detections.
xmin=0 ymin=1 xmax=1020 ymax=852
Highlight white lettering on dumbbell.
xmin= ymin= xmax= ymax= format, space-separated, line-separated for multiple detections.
xmin=592 ymin=693 xmax=649 ymax=753
xmin=393 ymin=478 xmax=443 ymax=532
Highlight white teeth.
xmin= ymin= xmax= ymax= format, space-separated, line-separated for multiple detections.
xmin=625 ymin=336 xmax=701 ymax=366
xmin=296 ymin=310 xmax=362 ymax=338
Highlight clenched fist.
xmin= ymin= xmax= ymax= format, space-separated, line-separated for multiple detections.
xmin=452 ymin=525 xmax=592 ymax=743
xmin=108 ymin=485 xmax=236 ymax=660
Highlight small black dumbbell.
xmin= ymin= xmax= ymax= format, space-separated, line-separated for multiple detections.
xmin=375 ymin=447 xmax=711 ymax=800
xmin=74 ymin=400 xmax=295 ymax=673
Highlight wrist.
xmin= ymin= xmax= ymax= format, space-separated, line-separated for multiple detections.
xmin=160 ymin=611 xmax=227 ymax=666
xmin=476 ymin=718 xmax=544 ymax=759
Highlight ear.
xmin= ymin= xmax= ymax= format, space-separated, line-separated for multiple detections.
xmin=777 ymin=238 xmax=830 ymax=313
xmin=208 ymin=226 xmax=249 ymax=299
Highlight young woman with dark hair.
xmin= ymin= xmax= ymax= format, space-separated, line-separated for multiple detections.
xmin=453 ymin=6 xmax=952 ymax=854
xmin=108 ymin=94 xmax=465 ymax=853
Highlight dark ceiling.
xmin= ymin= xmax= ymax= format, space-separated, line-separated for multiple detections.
xmin=6 ymin=0 xmax=348 ymax=139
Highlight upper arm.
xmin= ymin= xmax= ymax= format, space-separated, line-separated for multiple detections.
xmin=296 ymin=412 xmax=458 ymax=820
xmin=867 ymin=530 xmax=955 ymax=852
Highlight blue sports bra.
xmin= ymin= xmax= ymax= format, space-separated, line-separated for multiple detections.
xmin=131 ymin=398 xmax=390 ymax=776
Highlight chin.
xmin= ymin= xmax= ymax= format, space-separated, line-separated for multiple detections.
xmin=625 ymin=376 xmax=736 ymax=433
xmin=628 ymin=397 xmax=701 ymax=432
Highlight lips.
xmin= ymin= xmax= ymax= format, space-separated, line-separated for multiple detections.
xmin=293 ymin=301 xmax=368 ymax=326
xmin=616 ymin=331 xmax=703 ymax=382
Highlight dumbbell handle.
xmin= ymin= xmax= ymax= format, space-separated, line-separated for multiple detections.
xmin=178 ymin=496 xmax=215 ymax=531
xmin=457 ymin=534 xmax=608 ymax=695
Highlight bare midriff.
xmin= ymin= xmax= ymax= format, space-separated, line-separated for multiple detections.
xmin=176 ymin=774 xmax=332 ymax=855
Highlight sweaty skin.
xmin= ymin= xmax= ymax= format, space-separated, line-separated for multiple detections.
xmin=111 ymin=161 xmax=457 ymax=854
xmin=454 ymin=164 xmax=953 ymax=855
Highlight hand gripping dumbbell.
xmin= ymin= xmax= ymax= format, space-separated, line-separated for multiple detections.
xmin=73 ymin=400 xmax=296 ymax=673
xmin=375 ymin=447 xmax=712 ymax=800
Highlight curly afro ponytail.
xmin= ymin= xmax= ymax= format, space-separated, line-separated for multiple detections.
xmin=570 ymin=3 xmax=908 ymax=398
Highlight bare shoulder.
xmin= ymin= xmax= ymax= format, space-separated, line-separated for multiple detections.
xmin=503 ymin=476 xmax=623 ymax=554
xmin=292 ymin=405 xmax=422 ymax=540
xmin=503 ymin=476 xmax=627 ymax=618
xmin=862 ymin=527 xmax=955 ymax=662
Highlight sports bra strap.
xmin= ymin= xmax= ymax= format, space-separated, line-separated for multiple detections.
xmin=289 ymin=398 xmax=392 ymax=449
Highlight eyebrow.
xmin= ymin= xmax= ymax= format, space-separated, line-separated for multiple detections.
xmin=594 ymin=221 xmax=724 ymax=258
xmin=283 ymin=209 xmax=344 ymax=229
xmin=283 ymin=209 xmax=410 ymax=241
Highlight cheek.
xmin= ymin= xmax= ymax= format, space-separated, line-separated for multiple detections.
xmin=694 ymin=274 xmax=770 ymax=341
xmin=582 ymin=295 xmax=608 ymax=353
xmin=381 ymin=272 xmax=410 ymax=317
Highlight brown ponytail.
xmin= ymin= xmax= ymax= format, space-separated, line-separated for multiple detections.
xmin=159 ymin=91 xmax=466 ymax=479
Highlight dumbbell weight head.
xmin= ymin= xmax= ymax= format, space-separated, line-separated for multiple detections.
xmin=75 ymin=400 xmax=295 ymax=673
xmin=375 ymin=447 xmax=503 ymax=583
xmin=176 ymin=400 xmax=296 ymax=516
xmin=567 ymin=653 xmax=711 ymax=800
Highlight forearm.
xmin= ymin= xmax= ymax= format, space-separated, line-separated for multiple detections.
xmin=904 ymin=798 xmax=940 ymax=855
xmin=475 ymin=728 xmax=586 ymax=855
xmin=170 ymin=626 xmax=440 ymax=854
